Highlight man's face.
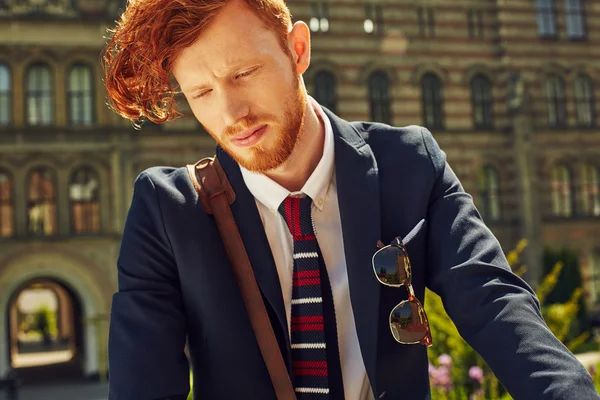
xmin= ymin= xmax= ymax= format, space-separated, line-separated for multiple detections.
xmin=172 ymin=0 xmax=307 ymax=173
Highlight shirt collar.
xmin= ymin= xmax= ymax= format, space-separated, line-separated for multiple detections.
xmin=240 ymin=96 xmax=335 ymax=213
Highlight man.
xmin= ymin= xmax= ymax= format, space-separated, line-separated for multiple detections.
xmin=103 ymin=0 xmax=599 ymax=399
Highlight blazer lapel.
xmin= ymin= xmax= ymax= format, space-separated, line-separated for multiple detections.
xmin=215 ymin=147 xmax=291 ymax=363
xmin=324 ymin=110 xmax=382 ymax=393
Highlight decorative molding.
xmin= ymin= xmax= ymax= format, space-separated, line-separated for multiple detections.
xmin=305 ymin=58 xmax=341 ymax=84
xmin=462 ymin=63 xmax=499 ymax=86
xmin=0 ymin=0 xmax=76 ymax=17
xmin=411 ymin=63 xmax=450 ymax=86
xmin=356 ymin=60 xmax=397 ymax=86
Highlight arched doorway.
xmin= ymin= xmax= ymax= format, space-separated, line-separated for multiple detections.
xmin=0 ymin=248 xmax=109 ymax=381
xmin=6 ymin=278 xmax=84 ymax=383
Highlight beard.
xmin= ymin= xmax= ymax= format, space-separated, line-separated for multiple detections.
xmin=210 ymin=73 xmax=306 ymax=173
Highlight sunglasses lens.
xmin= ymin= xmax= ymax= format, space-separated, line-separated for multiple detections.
xmin=389 ymin=300 xmax=428 ymax=344
xmin=373 ymin=246 xmax=410 ymax=286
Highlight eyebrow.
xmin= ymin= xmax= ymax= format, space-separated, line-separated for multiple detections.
xmin=182 ymin=62 xmax=263 ymax=94
xmin=185 ymin=82 xmax=211 ymax=94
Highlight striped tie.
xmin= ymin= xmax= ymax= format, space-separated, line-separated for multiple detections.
xmin=278 ymin=194 xmax=342 ymax=399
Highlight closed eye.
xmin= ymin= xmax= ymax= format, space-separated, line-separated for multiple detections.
xmin=235 ymin=66 xmax=260 ymax=80
xmin=192 ymin=89 xmax=211 ymax=100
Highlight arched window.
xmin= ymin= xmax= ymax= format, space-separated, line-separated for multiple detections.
xmin=0 ymin=169 xmax=14 ymax=238
xmin=574 ymin=75 xmax=595 ymax=127
xmin=69 ymin=167 xmax=100 ymax=234
xmin=478 ymin=165 xmax=501 ymax=221
xmin=546 ymin=75 xmax=567 ymax=128
xmin=26 ymin=63 xmax=53 ymax=126
xmin=551 ymin=164 xmax=574 ymax=217
xmin=313 ymin=70 xmax=337 ymax=113
xmin=581 ymin=164 xmax=600 ymax=217
xmin=421 ymin=73 xmax=444 ymax=129
xmin=27 ymin=168 xmax=57 ymax=236
xmin=471 ymin=74 xmax=493 ymax=129
xmin=67 ymin=64 xmax=94 ymax=125
xmin=0 ymin=64 xmax=10 ymax=126
xmin=368 ymin=71 xmax=391 ymax=124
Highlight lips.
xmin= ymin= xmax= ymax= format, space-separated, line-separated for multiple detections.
xmin=230 ymin=124 xmax=268 ymax=148
xmin=236 ymin=125 xmax=265 ymax=141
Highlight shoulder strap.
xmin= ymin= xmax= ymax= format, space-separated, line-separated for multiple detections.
xmin=186 ymin=157 xmax=296 ymax=400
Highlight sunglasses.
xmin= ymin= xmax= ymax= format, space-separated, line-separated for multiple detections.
xmin=372 ymin=237 xmax=432 ymax=347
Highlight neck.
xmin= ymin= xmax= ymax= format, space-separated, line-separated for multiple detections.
xmin=264 ymin=97 xmax=325 ymax=192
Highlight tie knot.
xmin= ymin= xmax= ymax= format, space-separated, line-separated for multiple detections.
xmin=278 ymin=195 xmax=315 ymax=238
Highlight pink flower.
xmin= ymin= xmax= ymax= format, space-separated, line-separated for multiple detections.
xmin=429 ymin=365 xmax=452 ymax=392
xmin=438 ymin=353 xmax=452 ymax=367
xmin=428 ymin=363 xmax=437 ymax=378
xmin=469 ymin=366 xmax=484 ymax=384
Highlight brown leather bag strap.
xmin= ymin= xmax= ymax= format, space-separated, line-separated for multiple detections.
xmin=186 ymin=157 xmax=296 ymax=400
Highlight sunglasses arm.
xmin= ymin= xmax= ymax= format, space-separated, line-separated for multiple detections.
xmin=406 ymin=283 xmax=416 ymax=300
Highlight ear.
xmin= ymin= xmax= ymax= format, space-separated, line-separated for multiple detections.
xmin=287 ymin=21 xmax=311 ymax=75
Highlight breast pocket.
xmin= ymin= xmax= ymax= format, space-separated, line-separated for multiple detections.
xmin=403 ymin=219 xmax=428 ymax=291
xmin=401 ymin=219 xmax=426 ymax=247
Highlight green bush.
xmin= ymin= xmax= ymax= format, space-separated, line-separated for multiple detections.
xmin=425 ymin=240 xmax=597 ymax=398
xmin=32 ymin=304 xmax=57 ymax=341
xmin=543 ymin=247 xmax=590 ymax=342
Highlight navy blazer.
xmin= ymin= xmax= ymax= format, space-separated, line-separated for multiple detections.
xmin=108 ymin=109 xmax=599 ymax=399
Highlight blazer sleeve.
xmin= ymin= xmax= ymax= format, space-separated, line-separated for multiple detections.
xmin=108 ymin=172 xmax=190 ymax=400
xmin=420 ymin=128 xmax=599 ymax=399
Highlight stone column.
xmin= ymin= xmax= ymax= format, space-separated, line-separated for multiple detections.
xmin=12 ymin=166 xmax=28 ymax=237
xmin=110 ymin=146 xmax=124 ymax=234
xmin=54 ymin=62 xmax=67 ymax=128
xmin=57 ymin=164 xmax=71 ymax=235
xmin=508 ymin=73 xmax=543 ymax=288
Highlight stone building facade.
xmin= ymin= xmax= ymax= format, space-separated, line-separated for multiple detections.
xmin=0 ymin=0 xmax=598 ymax=382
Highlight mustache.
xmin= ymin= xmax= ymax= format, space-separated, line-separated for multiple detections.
xmin=224 ymin=114 xmax=275 ymax=138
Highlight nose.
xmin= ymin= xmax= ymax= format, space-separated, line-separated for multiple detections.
xmin=220 ymin=90 xmax=250 ymax=128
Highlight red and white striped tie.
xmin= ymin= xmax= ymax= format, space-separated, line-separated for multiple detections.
xmin=278 ymin=194 xmax=342 ymax=399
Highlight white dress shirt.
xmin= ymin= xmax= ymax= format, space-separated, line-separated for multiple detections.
xmin=240 ymin=97 xmax=374 ymax=400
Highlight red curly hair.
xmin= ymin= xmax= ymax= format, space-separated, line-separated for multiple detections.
xmin=102 ymin=0 xmax=293 ymax=126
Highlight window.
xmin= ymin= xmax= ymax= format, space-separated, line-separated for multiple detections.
xmin=551 ymin=165 xmax=574 ymax=217
xmin=471 ymin=75 xmax=493 ymax=129
xmin=27 ymin=168 xmax=57 ymax=236
xmin=478 ymin=166 xmax=501 ymax=221
xmin=467 ymin=9 xmax=484 ymax=39
xmin=574 ymin=75 xmax=595 ymax=127
xmin=546 ymin=75 xmax=567 ymax=128
xmin=70 ymin=167 xmax=100 ymax=234
xmin=0 ymin=64 xmax=10 ymax=126
xmin=417 ymin=7 xmax=435 ymax=37
xmin=364 ymin=4 xmax=383 ymax=35
xmin=368 ymin=71 xmax=391 ymax=124
xmin=310 ymin=2 xmax=329 ymax=33
xmin=565 ymin=0 xmax=586 ymax=39
xmin=421 ymin=73 xmax=444 ymax=129
xmin=0 ymin=170 xmax=13 ymax=238
xmin=536 ymin=0 xmax=557 ymax=38
xmin=581 ymin=164 xmax=600 ymax=217
xmin=313 ymin=71 xmax=337 ymax=113
xmin=67 ymin=64 xmax=94 ymax=126
xmin=26 ymin=64 xmax=53 ymax=126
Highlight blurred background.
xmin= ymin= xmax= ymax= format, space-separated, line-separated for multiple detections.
xmin=0 ymin=0 xmax=599 ymax=398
